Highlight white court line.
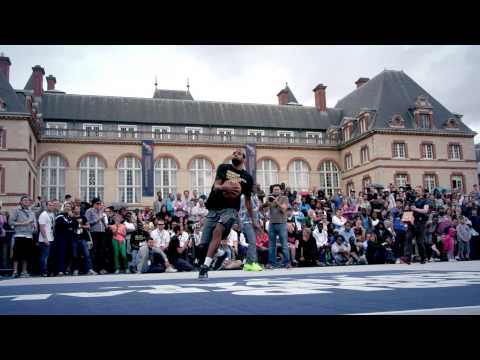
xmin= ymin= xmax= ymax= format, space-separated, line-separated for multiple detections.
xmin=351 ymin=305 xmax=480 ymax=315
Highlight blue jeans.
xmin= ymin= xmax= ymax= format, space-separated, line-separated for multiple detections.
xmin=39 ymin=242 xmax=50 ymax=275
xmin=241 ymin=222 xmax=258 ymax=264
xmin=268 ymin=223 xmax=289 ymax=266
xmin=72 ymin=238 xmax=92 ymax=272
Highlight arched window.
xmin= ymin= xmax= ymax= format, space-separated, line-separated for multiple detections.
xmin=189 ymin=157 xmax=213 ymax=197
xmin=288 ymin=159 xmax=310 ymax=192
xmin=257 ymin=159 xmax=279 ymax=194
xmin=40 ymin=154 xmax=66 ymax=201
xmin=118 ymin=156 xmax=142 ymax=204
xmin=79 ymin=155 xmax=105 ymax=202
xmin=319 ymin=160 xmax=340 ymax=197
xmin=154 ymin=157 xmax=178 ymax=199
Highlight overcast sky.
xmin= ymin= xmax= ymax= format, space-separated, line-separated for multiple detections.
xmin=2 ymin=45 xmax=479 ymax=141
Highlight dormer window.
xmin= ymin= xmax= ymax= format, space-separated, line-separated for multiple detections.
xmin=343 ymin=125 xmax=352 ymax=141
xmin=389 ymin=114 xmax=405 ymax=128
xmin=414 ymin=95 xmax=433 ymax=129
xmin=359 ymin=117 xmax=368 ymax=134
xmin=445 ymin=118 xmax=459 ymax=129
xmin=419 ymin=114 xmax=430 ymax=128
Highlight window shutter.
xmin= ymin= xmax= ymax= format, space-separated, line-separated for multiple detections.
xmin=421 ymin=144 xmax=426 ymax=158
xmin=432 ymin=144 xmax=436 ymax=159
xmin=448 ymin=145 xmax=453 ymax=159
xmin=404 ymin=143 xmax=408 ymax=158
xmin=459 ymin=145 xmax=463 ymax=160
xmin=392 ymin=143 xmax=395 ymax=158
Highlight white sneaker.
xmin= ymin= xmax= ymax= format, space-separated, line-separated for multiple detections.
xmin=87 ymin=269 xmax=98 ymax=275
xmin=73 ymin=270 xmax=79 ymax=276
xmin=126 ymin=269 xmax=131 ymax=274
xmin=114 ymin=270 xmax=120 ymax=274
xmin=165 ymin=267 xmax=178 ymax=273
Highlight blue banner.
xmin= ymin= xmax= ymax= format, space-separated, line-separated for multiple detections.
xmin=245 ymin=144 xmax=256 ymax=182
xmin=142 ymin=140 xmax=154 ymax=197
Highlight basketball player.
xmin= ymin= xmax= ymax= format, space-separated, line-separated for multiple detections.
xmin=198 ymin=148 xmax=257 ymax=279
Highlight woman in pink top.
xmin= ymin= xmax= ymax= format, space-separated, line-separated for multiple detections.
xmin=109 ymin=214 xmax=129 ymax=274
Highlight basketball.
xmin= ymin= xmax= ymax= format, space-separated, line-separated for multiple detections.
xmin=222 ymin=180 xmax=241 ymax=200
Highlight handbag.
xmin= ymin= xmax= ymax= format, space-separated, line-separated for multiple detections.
xmin=401 ymin=211 xmax=415 ymax=224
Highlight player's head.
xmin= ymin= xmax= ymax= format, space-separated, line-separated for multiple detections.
xmin=231 ymin=148 xmax=246 ymax=167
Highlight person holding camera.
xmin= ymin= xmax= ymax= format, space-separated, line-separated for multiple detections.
xmin=263 ymin=184 xmax=291 ymax=269
xmin=404 ymin=185 xmax=430 ymax=264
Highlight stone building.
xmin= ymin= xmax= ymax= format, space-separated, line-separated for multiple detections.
xmin=0 ymin=53 xmax=476 ymax=209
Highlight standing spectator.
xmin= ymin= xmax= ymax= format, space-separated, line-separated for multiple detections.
xmin=54 ymin=202 xmax=75 ymax=276
xmin=153 ymin=191 xmax=164 ymax=217
xmin=109 ymin=214 xmax=129 ymax=274
xmin=85 ymin=198 xmax=109 ymax=275
xmin=173 ymin=192 xmax=187 ymax=222
xmin=9 ymin=196 xmax=37 ymax=278
xmin=456 ymin=216 xmax=471 ymax=261
xmin=239 ymin=189 xmax=263 ymax=272
xmin=263 ymin=184 xmax=290 ymax=269
xmin=61 ymin=194 xmax=73 ymax=212
xmin=166 ymin=193 xmax=175 ymax=216
xmin=150 ymin=219 xmax=171 ymax=251
xmin=405 ymin=186 xmax=430 ymax=264
xmin=166 ymin=225 xmax=193 ymax=271
xmin=469 ymin=208 xmax=480 ymax=259
xmin=71 ymin=205 xmax=96 ymax=275
xmin=37 ymin=200 xmax=56 ymax=277
xmin=332 ymin=208 xmax=347 ymax=231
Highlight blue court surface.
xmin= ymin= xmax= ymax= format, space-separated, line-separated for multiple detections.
xmin=1 ymin=261 xmax=479 ymax=315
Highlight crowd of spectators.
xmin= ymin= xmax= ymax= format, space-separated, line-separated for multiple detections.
xmin=1 ymin=181 xmax=479 ymax=278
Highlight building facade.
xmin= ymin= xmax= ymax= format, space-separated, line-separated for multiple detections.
xmin=0 ymin=54 xmax=477 ymax=209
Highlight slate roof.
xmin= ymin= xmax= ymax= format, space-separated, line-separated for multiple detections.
xmin=0 ymin=71 xmax=28 ymax=113
xmin=277 ymin=84 xmax=299 ymax=105
xmin=153 ymin=88 xmax=194 ymax=101
xmin=335 ymin=70 xmax=474 ymax=134
xmin=24 ymin=73 xmax=34 ymax=91
xmin=40 ymin=93 xmax=341 ymax=130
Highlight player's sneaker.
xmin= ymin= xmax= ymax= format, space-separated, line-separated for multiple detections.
xmin=249 ymin=263 xmax=263 ymax=271
xmin=198 ymin=264 xmax=209 ymax=280
xmin=165 ymin=266 xmax=178 ymax=273
xmin=243 ymin=263 xmax=254 ymax=271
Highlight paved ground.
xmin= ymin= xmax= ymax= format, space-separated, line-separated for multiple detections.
xmin=1 ymin=261 xmax=480 ymax=315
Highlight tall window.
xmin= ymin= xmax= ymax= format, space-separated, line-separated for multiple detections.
xmin=422 ymin=143 xmax=434 ymax=160
xmin=189 ymin=158 xmax=213 ymax=196
xmin=395 ymin=173 xmax=409 ymax=188
xmin=448 ymin=144 xmax=462 ymax=160
xmin=154 ymin=157 xmax=177 ymax=199
xmin=257 ymin=159 xmax=279 ymax=194
xmin=118 ymin=156 xmax=142 ymax=204
xmin=392 ymin=142 xmax=406 ymax=158
xmin=319 ymin=160 xmax=340 ymax=197
xmin=424 ymin=174 xmax=436 ymax=193
xmin=344 ymin=154 xmax=353 ymax=170
xmin=248 ymin=129 xmax=264 ymax=143
xmin=83 ymin=124 xmax=102 ymax=137
xmin=118 ymin=125 xmax=137 ymax=138
xmin=419 ymin=114 xmax=430 ymax=129
xmin=79 ymin=155 xmax=105 ymax=202
xmin=40 ymin=154 xmax=66 ymax=201
xmin=343 ymin=126 xmax=351 ymax=141
xmin=152 ymin=126 xmax=171 ymax=140
xmin=288 ymin=160 xmax=310 ymax=192
xmin=451 ymin=175 xmax=464 ymax=192
xmin=359 ymin=117 xmax=368 ymax=134
xmin=361 ymin=146 xmax=370 ymax=164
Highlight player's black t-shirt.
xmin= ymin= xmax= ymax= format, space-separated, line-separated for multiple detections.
xmin=205 ymin=164 xmax=254 ymax=211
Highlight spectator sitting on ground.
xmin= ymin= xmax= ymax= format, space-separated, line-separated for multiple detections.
xmin=296 ymin=227 xmax=319 ymax=267
xmin=129 ymin=221 xmax=150 ymax=273
xmin=166 ymin=225 xmax=193 ymax=272
xmin=150 ymin=219 xmax=171 ymax=252
xmin=331 ymin=234 xmax=352 ymax=265
xmin=137 ymin=237 xmax=177 ymax=274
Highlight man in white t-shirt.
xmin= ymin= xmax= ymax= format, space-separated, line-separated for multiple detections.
xmin=150 ymin=220 xmax=171 ymax=251
xmin=38 ymin=200 xmax=57 ymax=277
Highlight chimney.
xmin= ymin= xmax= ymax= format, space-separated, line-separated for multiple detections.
xmin=313 ymin=84 xmax=327 ymax=112
xmin=31 ymin=65 xmax=45 ymax=97
xmin=277 ymin=88 xmax=289 ymax=105
xmin=0 ymin=54 xmax=11 ymax=82
xmin=46 ymin=75 xmax=56 ymax=91
xmin=355 ymin=77 xmax=369 ymax=88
